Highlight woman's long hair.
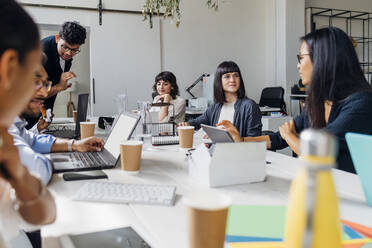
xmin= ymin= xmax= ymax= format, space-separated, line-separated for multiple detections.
xmin=301 ymin=27 xmax=370 ymax=128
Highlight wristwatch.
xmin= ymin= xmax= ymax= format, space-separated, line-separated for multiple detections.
xmin=68 ymin=139 xmax=75 ymax=152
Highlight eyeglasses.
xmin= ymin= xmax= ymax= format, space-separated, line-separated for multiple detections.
xmin=297 ymin=54 xmax=311 ymax=64
xmin=61 ymin=44 xmax=80 ymax=54
xmin=35 ymin=78 xmax=52 ymax=92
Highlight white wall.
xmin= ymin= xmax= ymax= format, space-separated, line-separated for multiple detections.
xmin=161 ymin=0 xmax=276 ymax=103
xmin=273 ymin=0 xmax=305 ymax=107
xmin=22 ymin=0 xmax=305 ymax=116
xmin=23 ymin=2 xmax=161 ymax=116
xmin=20 ymin=0 xmax=144 ymax=12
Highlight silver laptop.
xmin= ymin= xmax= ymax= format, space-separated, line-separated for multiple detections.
xmin=44 ymin=93 xmax=89 ymax=139
xmin=48 ymin=113 xmax=140 ymax=173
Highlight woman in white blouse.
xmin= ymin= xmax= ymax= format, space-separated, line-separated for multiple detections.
xmin=152 ymin=71 xmax=186 ymax=124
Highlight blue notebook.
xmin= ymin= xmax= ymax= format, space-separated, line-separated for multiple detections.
xmin=345 ymin=132 xmax=372 ymax=207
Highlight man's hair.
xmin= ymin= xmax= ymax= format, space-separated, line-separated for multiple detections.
xmin=0 ymin=0 xmax=40 ymax=64
xmin=59 ymin=21 xmax=87 ymax=45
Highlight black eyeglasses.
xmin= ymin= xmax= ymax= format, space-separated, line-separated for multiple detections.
xmin=297 ymin=54 xmax=311 ymax=64
xmin=61 ymin=44 xmax=80 ymax=54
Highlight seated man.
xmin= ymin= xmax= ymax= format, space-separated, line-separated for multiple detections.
xmin=9 ymin=62 xmax=104 ymax=185
xmin=25 ymin=54 xmax=54 ymax=134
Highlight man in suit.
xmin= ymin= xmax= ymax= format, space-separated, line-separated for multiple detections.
xmin=25 ymin=21 xmax=86 ymax=128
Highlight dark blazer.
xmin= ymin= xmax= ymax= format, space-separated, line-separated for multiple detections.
xmin=269 ymin=90 xmax=372 ymax=174
xmin=42 ymin=35 xmax=72 ymax=110
xmin=25 ymin=36 xmax=73 ymax=129
xmin=188 ymin=97 xmax=262 ymax=137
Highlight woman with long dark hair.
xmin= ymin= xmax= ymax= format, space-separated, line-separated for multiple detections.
xmin=152 ymin=71 xmax=186 ymax=124
xmin=180 ymin=61 xmax=262 ymax=137
xmin=221 ymin=27 xmax=372 ymax=173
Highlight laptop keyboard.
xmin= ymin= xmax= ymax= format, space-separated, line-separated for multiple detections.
xmin=73 ymin=152 xmax=107 ymax=167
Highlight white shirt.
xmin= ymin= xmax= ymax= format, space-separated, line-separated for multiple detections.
xmin=151 ymin=96 xmax=186 ymax=124
xmin=218 ymin=101 xmax=236 ymax=124
xmin=59 ymin=57 xmax=65 ymax=71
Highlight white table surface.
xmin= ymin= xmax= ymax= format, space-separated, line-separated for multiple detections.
xmin=42 ymin=130 xmax=372 ymax=248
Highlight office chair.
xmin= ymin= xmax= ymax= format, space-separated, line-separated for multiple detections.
xmin=259 ymin=87 xmax=287 ymax=115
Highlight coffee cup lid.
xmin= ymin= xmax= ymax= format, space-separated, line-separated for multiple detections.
xmin=183 ymin=191 xmax=231 ymax=210
xmin=121 ymin=140 xmax=143 ymax=146
xmin=177 ymin=126 xmax=195 ymax=130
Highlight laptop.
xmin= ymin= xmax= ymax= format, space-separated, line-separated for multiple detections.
xmin=45 ymin=93 xmax=89 ymax=139
xmin=48 ymin=113 xmax=140 ymax=173
xmin=345 ymin=132 xmax=372 ymax=207
xmin=201 ymin=124 xmax=234 ymax=143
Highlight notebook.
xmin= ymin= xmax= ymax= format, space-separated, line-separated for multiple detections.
xmin=226 ymin=205 xmax=372 ymax=247
xmin=151 ymin=135 xmax=179 ymax=145
xmin=345 ymin=132 xmax=372 ymax=207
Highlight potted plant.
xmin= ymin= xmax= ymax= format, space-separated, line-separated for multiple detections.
xmin=142 ymin=0 xmax=219 ymax=28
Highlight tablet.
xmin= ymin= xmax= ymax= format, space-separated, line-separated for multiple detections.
xmin=201 ymin=124 xmax=234 ymax=143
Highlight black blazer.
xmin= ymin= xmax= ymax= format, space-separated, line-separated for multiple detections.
xmin=42 ymin=35 xmax=73 ymax=110
xmin=25 ymin=36 xmax=73 ymax=129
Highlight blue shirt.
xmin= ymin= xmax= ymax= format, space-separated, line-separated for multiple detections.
xmin=8 ymin=117 xmax=56 ymax=184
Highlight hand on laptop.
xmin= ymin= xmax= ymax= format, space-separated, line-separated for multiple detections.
xmin=217 ymin=120 xmax=243 ymax=142
xmin=73 ymin=137 xmax=105 ymax=152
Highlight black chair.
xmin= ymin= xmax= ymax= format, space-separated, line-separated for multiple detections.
xmin=259 ymin=87 xmax=287 ymax=115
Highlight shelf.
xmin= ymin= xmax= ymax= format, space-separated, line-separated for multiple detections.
xmin=307 ymin=7 xmax=372 ymax=84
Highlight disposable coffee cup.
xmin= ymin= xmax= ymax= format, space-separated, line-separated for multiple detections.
xmin=184 ymin=192 xmax=231 ymax=248
xmin=178 ymin=126 xmax=195 ymax=149
xmin=120 ymin=140 xmax=143 ymax=175
xmin=80 ymin=122 xmax=95 ymax=139
xmin=73 ymin=110 xmax=77 ymax=123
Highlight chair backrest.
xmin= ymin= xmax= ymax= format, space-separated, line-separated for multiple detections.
xmin=259 ymin=87 xmax=285 ymax=108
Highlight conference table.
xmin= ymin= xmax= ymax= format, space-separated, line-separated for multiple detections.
xmin=42 ymin=121 xmax=372 ymax=248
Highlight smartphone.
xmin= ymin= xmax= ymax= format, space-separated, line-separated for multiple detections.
xmin=63 ymin=171 xmax=108 ymax=181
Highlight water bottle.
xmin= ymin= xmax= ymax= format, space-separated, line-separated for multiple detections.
xmin=284 ymin=129 xmax=342 ymax=248
xmin=136 ymin=101 xmax=152 ymax=149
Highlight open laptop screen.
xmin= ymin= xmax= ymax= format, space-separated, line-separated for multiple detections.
xmin=105 ymin=114 xmax=139 ymax=158
xmin=75 ymin=93 xmax=89 ymax=136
